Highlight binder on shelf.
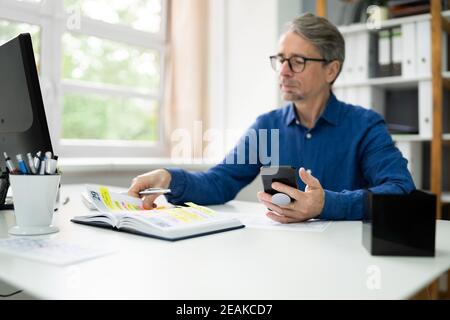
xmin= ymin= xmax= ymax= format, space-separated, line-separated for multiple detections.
xmin=335 ymin=86 xmax=381 ymax=112
xmin=377 ymin=29 xmax=391 ymax=77
xmin=368 ymin=32 xmax=378 ymax=79
xmin=416 ymin=20 xmax=431 ymax=77
xmin=418 ymin=80 xmax=432 ymax=139
xmin=391 ymin=27 xmax=402 ymax=76
xmin=343 ymin=33 xmax=356 ymax=83
xmin=356 ymin=32 xmax=369 ymax=81
xmin=401 ymin=22 xmax=416 ymax=78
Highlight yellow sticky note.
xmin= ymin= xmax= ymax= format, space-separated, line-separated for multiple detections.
xmin=114 ymin=201 xmax=122 ymax=210
xmin=99 ymin=187 xmax=115 ymax=210
xmin=184 ymin=202 xmax=215 ymax=216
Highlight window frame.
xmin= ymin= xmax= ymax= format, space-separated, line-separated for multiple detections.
xmin=0 ymin=0 xmax=168 ymax=158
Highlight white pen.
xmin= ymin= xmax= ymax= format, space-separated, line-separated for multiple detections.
xmin=42 ymin=151 xmax=52 ymax=175
xmin=45 ymin=158 xmax=57 ymax=175
xmin=34 ymin=151 xmax=42 ymax=173
xmin=27 ymin=153 xmax=37 ymax=174
xmin=138 ymin=188 xmax=171 ymax=196
xmin=39 ymin=154 xmax=46 ymax=175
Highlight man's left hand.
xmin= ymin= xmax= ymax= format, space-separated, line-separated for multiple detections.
xmin=257 ymin=167 xmax=325 ymax=223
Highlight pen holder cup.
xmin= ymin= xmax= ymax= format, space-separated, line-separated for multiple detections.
xmin=8 ymin=174 xmax=61 ymax=236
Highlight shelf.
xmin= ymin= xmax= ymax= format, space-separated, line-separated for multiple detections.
xmin=391 ymin=135 xmax=429 ymax=142
xmin=331 ymin=5 xmax=448 ymax=218
xmin=334 ymin=75 xmax=428 ymax=89
xmin=338 ymin=10 xmax=450 ymax=35
xmin=392 ymin=134 xmax=450 ymax=142
xmin=334 ymin=71 xmax=450 ymax=89
xmin=368 ymin=76 xmax=430 ymax=89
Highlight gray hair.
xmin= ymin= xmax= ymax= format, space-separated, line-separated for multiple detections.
xmin=284 ymin=13 xmax=345 ymax=81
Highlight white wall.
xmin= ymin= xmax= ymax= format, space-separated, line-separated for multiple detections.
xmin=209 ymin=0 xmax=279 ymax=143
xmin=207 ymin=0 xmax=280 ymax=201
xmin=225 ymin=0 xmax=279 ymax=135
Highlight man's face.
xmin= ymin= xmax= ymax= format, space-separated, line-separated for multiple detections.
xmin=277 ymin=31 xmax=330 ymax=102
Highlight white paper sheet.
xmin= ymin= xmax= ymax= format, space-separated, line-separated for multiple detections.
xmin=226 ymin=212 xmax=331 ymax=232
xmin=0 ymin=237 xmax=115 ymax=266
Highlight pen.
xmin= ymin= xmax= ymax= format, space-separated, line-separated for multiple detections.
xmin=16 ymin=154 xmax=29 ymax=174
xmin=45 ymin=157 xmax=58 ymax=175
xmin=27 ymin=153 xmax=37 ymax=174
xmin=34 ymin=151 xmax=42 ymax=173
xmin=139 ymin=188 xmax=171 ymax=196
xmin=39 ymin=153 xmax=46 ymax=175
xmin=44 ymin=151 xmax=52 ymax=174
xmin=3 ymin=152 xmax=19 ymax=174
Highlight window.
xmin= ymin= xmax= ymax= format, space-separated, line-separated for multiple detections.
xmin=0 ymin=20 xmax=40 ymax=67
xmin=0 ymin=0 xmax=167 ymax=157
xmin=64 ymin=0 xmax=162 ymax=33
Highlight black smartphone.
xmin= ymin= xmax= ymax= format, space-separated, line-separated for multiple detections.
xmin=260 ymin=166 xmax=298 ymax=200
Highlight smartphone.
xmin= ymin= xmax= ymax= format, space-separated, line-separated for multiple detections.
xmin=260 ymin=166 xmax=298 ymax=200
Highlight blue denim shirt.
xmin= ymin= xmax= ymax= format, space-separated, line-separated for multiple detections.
xmin=166 ymin=93 xmax=415 ymax=220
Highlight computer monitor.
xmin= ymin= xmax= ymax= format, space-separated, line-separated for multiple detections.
xmin=0 ymin=33 xmax=53 ymax=209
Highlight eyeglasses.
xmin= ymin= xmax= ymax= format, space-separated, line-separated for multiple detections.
xmin=269 ymin=55 xmax=330 ymax=73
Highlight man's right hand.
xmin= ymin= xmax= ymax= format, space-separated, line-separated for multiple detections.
xmin=127 ymin=169 xmax=172 ymax=210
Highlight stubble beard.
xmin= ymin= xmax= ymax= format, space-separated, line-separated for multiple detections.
xmin=280 ymin=80 xmax=304 ymax=101
xmin=281 ymin=88 xmax=304 ymax=102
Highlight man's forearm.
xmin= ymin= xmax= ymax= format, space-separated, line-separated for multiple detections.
xmin=164 ymin=168 xmax=231 ymax=205
xmin=320 ymin=181 xmax=415 ymax=220
xmin=165 ymin=164 xmax=260 ymax=205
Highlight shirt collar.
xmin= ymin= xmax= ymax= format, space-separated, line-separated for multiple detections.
xmin=285 ymin=93 xmax=340 ymax=127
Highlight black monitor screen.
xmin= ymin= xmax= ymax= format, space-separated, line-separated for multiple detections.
xmin=0 ymin=33 xmax=53 ymax=171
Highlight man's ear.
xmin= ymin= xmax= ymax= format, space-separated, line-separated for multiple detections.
xmin=325 ymin=60 xmax=341 ymax=84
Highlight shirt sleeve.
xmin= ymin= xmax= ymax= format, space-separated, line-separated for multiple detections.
xmin=165 ymin=119 xmax=264 ymax=205
xmin=319 ymin=113 xmax=416 ymax=220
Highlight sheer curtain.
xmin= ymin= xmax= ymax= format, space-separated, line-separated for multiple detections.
xmin=163 ymin=0 xmax=209 ymax=160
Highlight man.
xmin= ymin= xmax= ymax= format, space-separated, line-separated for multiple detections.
xmin=128 ymin=13 xmax=415 ymax=223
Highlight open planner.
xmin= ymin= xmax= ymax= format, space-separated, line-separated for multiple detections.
xmin=71 ymin=185 xmax=245 ymax=241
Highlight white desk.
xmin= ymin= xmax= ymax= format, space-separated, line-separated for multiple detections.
xmin=0 ymin=184 xmax=449 ymax=299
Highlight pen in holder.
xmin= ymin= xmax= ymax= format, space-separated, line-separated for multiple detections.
xmin=8 ymin=173 xmax=61 ymax=235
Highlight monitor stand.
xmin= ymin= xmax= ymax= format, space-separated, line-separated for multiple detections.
xmin=0 ymin=171 xmax=13 ymax=210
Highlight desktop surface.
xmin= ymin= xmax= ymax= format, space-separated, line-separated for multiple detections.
xmin=0 ymin=184 xmax=449 ymax=300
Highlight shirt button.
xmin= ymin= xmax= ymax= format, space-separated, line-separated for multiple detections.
xmin=295 ymin=120 xmax=300 ymax=125
xmin=306 ymin=133 xmax=312 ymax=139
